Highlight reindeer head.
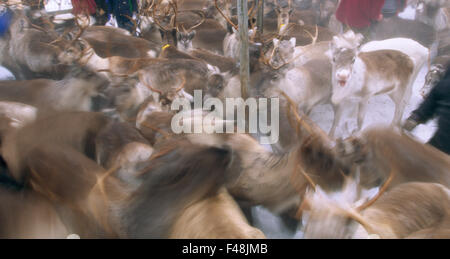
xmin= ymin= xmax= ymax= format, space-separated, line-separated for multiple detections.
xmin=417 ymin=0 xmax=446 ymax=15
xmin=176 ymin=29 xmax=196 ymax=51
xmin=301 ymin=168 xmax=393 ymax=239
xmin=275 ymin=1 xmax=292 ymax=30
xmin=327 ymin=31 xmax=364 ymax=103
xmin=314 ymin=0 xmax=338 ymax=25
xmin=270 ymin=37 xmax=296 ymax=69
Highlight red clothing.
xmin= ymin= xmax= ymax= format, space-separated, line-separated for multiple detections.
xmin=336 ymin=0 xmax=386 ymax=29
xmin=71 ymin=0 xmax=97 ymax=15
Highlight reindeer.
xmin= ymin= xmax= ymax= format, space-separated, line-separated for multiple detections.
xmin=266 ymin=30 xmax=329 ymax=68
xmin=183 ymin=96 xmax=349 ymax=225
xmin=334 ymin=127 xmax=450 ymax=190
xmin=1 ymin=7 xmax=83 ymax=80
xmin=273 ymin=0 xmax=318 ymax=27
xmin=170 ymin=187 xmax=266 ymax=238
xmin=370 ymin=16 xmax=437 ymax=54
xmin=0 ymin=109 xmax=266 ymax=238
xmin=81 ymin=26 xmax=161 ymax=60
xmin=0 ymin=66 xmax=110 ymax=117
xmin=311 ymin=0 xmax=339 ymax=27
xmin=0 ymin=101 xmax=37 ymax=142
xmin=0 ymin=186 xmax=69 ymax=238
xmin=301 ymin=176 xmax=450 ymax=239
xmin=328 ymin=31 xmax=428 ymax=136
xmin=416 ymin=0 xmax=450 ymax=31
xmin=153 ymin=0 xmax=227 ymax=54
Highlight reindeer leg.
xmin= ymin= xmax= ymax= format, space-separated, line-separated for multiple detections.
xmin=329 ymin=103 xmax=342 ymax=138
xmin=357 ymin=98 xmax=369 ymax=132
xmin=391 ymin=82 xmax=412 ymax=128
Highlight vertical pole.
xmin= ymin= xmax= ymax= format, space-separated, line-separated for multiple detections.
xmin=237 ymin=0 xmax=249 ymax=100
xmin=256 ymin=0 xmax=264 ymax=38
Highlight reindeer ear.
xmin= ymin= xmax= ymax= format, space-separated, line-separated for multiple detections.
xmin=289 ymin=37 xmax=296 ymax=47
xmin=189 ymin=30 xmax=196 ymax=39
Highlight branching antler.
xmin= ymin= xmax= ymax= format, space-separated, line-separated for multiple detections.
xmin=215 ymin=0 xmax=238 ymax=31
xmin=304 ymin=25 xmax=319 ymax=45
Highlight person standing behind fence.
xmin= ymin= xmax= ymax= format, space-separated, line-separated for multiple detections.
xmin=335 ymin=0 xmax=385 ymax=36
xmin=106 ymin=0 xmax=138 ymax=33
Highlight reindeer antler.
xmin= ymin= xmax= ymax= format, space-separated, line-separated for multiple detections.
xmin=152 ymin=0 xmax=175 ymax=32
xmin=304 ymin=25 xmax=319 ymax=45
xmin=144 ymin=82 xmax=164 ymax=95
xmin=356 ymin=168 xmax=395 ymax=211
xmin=215 ymin=0 xmax=238 ymax=31
xmin=188 ymin=10 xmax=205 ymax=31
xmin=71 ymin=14 xmax=90 ymax=45
xmin=279 ymin=90 xmax=314 ymax=135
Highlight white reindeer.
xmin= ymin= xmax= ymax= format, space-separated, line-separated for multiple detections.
xmin=327 ymin=31 xmax=429 ymax=136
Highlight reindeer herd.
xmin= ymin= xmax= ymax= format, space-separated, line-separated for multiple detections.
xmin=0 ymin=0 xmax=449 ymax=239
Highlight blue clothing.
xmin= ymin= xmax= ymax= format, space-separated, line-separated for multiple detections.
xmin=0 ymin=9 xmax=13 ymax=37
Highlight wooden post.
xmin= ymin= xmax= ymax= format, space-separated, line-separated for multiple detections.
xmin=237 ymin=0 xmax=249 ymax=100
xmin=256 ymin=0 xmax=264 ymax=38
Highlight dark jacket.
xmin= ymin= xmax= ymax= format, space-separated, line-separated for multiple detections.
xmin=106 ymin=0 xmax=138 ymax=31
xmin=411 ymin=67 xmax=450 ymax=154
xmin=106 ymin=0 xmax=138 ymax=19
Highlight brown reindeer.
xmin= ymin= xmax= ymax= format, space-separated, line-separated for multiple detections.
xmin=0 ymin=66 xmax=110 ymax=117
xmin=170 ymin=188 xmax=266 ymax=239
xmin=81 ymin=26 xmax=161 ymax=59
xmin=302 ymin=178 xmax=450 ymax=239
xmin=1 ymin=8 xmax=82 ymax=80
xmin=0 ymin=102 xmax=37 ymax=142
xmin=334 ymin=127 xmax=450 ymax=190
xmin=0 ymin=186 xmax=69 ymax=238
